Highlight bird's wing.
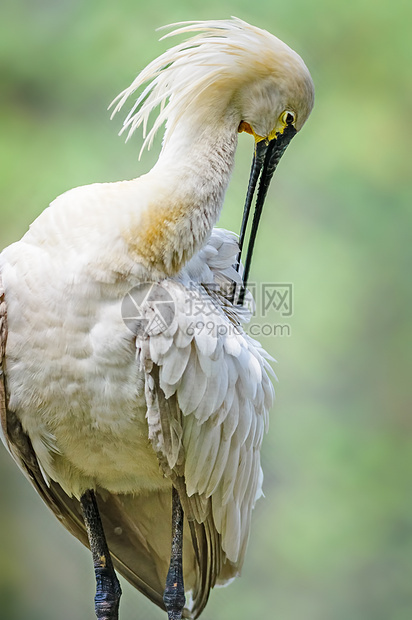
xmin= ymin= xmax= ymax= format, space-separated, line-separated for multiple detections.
xmin=137 ymin=275 xmax=274 ymax=617
xmin=144 ymin=364 xmax=219 ymax=618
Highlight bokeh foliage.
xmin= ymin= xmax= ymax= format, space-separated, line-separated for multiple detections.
xmin=1 ymin=1 xmax=411 ymax=619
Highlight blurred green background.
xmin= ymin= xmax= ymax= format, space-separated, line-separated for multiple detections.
xmin=1 ymin=1 xmax=411 ymax=619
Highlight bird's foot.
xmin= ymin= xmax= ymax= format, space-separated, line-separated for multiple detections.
xmin=94 ymin=565 xmax=122 ymax=620
xmin=163 ymin=565 xmax=186 ymax=620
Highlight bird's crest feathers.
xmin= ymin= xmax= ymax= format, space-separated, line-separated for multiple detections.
xmin=109 ymin=18 xmax=302 ymax=158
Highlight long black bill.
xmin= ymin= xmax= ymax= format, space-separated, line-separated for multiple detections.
xmin=236 ymin=123 xmax=297 ymax=305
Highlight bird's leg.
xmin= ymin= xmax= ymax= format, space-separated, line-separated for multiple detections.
xmin=80 ymin=490 xmax=122 ymax=620
xmin=163 ymin=486 xmax=186 ymax=620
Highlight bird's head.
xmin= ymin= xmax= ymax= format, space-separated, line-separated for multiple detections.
xmin=110 ymin=18 xmax=314 ymax=292
xmin=235 ymin=45 xmax=314 ymax=136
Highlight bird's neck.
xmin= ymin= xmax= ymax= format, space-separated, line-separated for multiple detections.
xmin=126 ymin=117 xmax=238 ymax=278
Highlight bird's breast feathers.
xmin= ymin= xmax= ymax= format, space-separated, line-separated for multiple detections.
xmin=1 ymin=225 xmax=274 ymax=564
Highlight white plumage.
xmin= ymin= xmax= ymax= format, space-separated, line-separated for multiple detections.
xmin=0 ymin=17 xmax=314 ymax=619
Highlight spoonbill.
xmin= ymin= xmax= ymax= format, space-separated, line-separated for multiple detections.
xmin=0 ymin=18 xmax=314 ymax=620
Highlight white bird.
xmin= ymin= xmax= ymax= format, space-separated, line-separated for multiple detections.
xmin=0 ymin=18 xmax=314 ymax=620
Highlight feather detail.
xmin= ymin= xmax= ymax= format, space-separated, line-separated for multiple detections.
xmin=174 ymin=326 xmax=194 ymax=349
xmin=224 ymin=501 xmax=241 ymax=561
xmin=177 ymin=347 xmax=208 ymax=415
xmin=205 ymin=437 xmax=231 ymax=497
xmin=221 ymin=441 xmax=240 ymax=506
xmin=222 ymin=390 xmax=240 ymax=442
xmin=223 ymin=334 xmax=242 ymax=357
xmin=191 ymin=422 xmax=221 ymax=496
xmin=149 ymin=333 xmax=174 ymax=361
xmin=161 ymin=343 xmax=191 ymax=385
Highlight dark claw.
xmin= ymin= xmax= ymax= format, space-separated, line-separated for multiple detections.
xmin=94 ymin=565 xmax=122 ymax=620
xmin=163 ymin=565 xmax=186 ymax=620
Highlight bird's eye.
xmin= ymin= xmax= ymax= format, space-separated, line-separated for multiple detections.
xmin=281 ymin=111 xmax=295 ymax=126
